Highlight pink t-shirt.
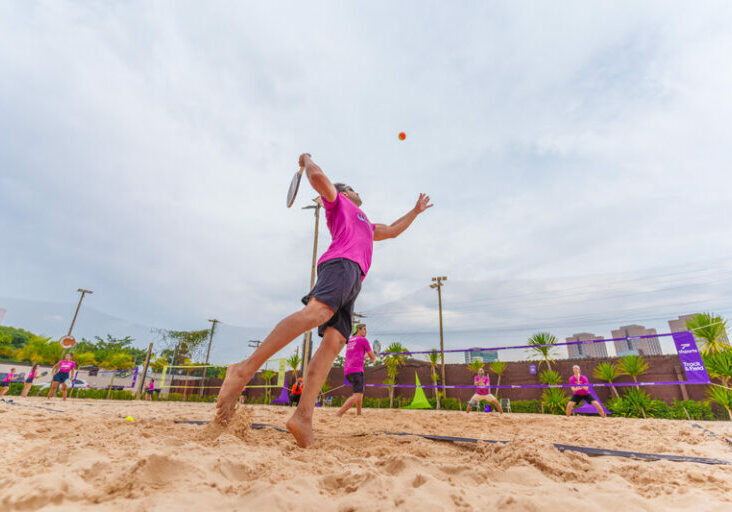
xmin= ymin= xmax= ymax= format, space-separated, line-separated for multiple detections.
xmin=2 ymin=372 xmax=13 ymax=383
xmin=344 ymin=336 xmax=372 ymax=376
xmin=318 ymin=193 xmax=375 ymax=279
xmin=474 ymin=375 xmax=491 ymax=395
xmin=58 ymin=360 xmax=76 ymax=373
xmin=28 ymin=369 xmax=37 ymax=379
xmin=148 ymin=381 xmax=154 ymax=391
xmin=569 ymin=375 xmax=589 ymax=395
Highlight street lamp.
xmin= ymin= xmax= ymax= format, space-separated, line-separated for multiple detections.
xmin=67 ymin=288 xmax=93 ymax=336
xmin=430 ymin=276 xmax=447 ymax=397
xmin=301 ymin=197 xmax=322 ymax=376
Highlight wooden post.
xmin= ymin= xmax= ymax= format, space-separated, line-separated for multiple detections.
xmin=136 ymin=343 xmax=154 ymax=399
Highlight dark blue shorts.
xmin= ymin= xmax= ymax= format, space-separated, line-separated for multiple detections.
xmin=346 ymin=372 xmax=365 ymax=394
xmin=301 ymin=258 xmax=362 ymax=341
xmin=53 ymin=372 xmax=70 ymax=383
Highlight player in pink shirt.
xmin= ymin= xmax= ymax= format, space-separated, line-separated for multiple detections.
xmin=21 ymin=364 xmax=41 ymax=397
xmin=216 ymin=153 xmax=433 ymax=447
xmin=336 ymin=324 xmax=377 ymax=417
xmin=0 ymin=368 xmax=16 ymax=398
xmin=566 ymin=364 xmax=605 ymax=417
xmin=47 ymin=353 xmax=76 ymax=401
xmin=145 ymin=378 xmax=155 ymax=401
xmin=465 ymin=368 xmax=503 ymax=413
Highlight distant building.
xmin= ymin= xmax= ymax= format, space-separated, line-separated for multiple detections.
xmin=566 ymin=333 xmax=608 ymax=359
xmin=371 ymin=339 xmax=382 ymax=355
xmin=0 ymin=308 xmax=5 ymax=325
xmin=464 ymin=348 xmax=498 ymax=364
xmin=612 ymin=325 xmax=662 ymax=356
xmin=669 ymin=313 xmax=730 ymax=347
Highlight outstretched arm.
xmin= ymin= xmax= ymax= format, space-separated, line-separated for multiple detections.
xmin=299 ymin=153 xmax=337 ymax=203
xmin=373 ymin=193 xmax=433 ymax=241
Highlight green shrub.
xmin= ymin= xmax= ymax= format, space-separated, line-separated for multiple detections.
xmin=670 ymin=400 xmax=714 ymax=421
xmin=510 ymin=400 xmax=541 ymax=414
xmin=540 ymin=388 xmax=568 ymax=414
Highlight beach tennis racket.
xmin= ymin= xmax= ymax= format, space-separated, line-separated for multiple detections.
xmin=287 ymin=166 xmax=305 ymax=208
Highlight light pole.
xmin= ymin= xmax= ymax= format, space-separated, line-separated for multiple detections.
xmin=430 ymin=276 xmax=447 ymax=398
xmin=199 ymin=319 xmax=219 ymax=396
xmin=301 ymin=197 xmax=322 ymax=376
xmin=68 ymin=288 xmax=93 ymax=336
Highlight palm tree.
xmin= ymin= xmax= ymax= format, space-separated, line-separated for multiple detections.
xmin=702 ymin=348 xmax=732 ymax=388
xmin=593 ymin=362 xmax=621 ymax=398
xmin=287 ymin=353 xmax=302 ymax=381
xmin=685 ymin=313 xmax=729 ymax=355
xmin=618 ymin=354 xmax=648 ymax=388
xmin=383 ymin=342 xmax=407 ymax=408
xmin=538 ymin=370 xmax=565 ymax=414
xmin=489 ymin=361 xmax=507 ymax=398
xmin=99 ymin=353 xmax=135 ymax=399
xmin=527 ymin=332 xmax=558 ymax=370
xmin=261 ymin=369 xmax=277 ymax=403
xmin=428 ymin=350 xmax=441 ymax=410
xmin=467 ymin=359 xmax=484 ymax=374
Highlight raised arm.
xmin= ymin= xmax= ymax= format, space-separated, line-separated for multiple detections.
xmin=373 ymin=193 xmax=433 ymax=241
xmin=299 ymin=153 xmax=337 ymax=202
xmin=366 ymin=350 xmax=377 ymax=363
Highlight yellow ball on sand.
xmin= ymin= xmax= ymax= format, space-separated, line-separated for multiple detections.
xmin=123 ymin=416 xmax=135 ymax=422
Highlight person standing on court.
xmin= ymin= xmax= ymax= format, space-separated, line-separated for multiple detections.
xmin=0 ymin=368 xmax=16 ymax=398
xmin=216 ymin=152 xmax=433 ymax=447
xmin=47 ymin=353 xmax=76 ymax=401
xmin=290 ymin=377 xmax=303 ymax=406
xmin=21 ymin=364 xmax=41 ymax=397
xmin=566 ymin=364 xmax=605 ymax=417
xmin=336 ymin=323 xmax=377 ymax=417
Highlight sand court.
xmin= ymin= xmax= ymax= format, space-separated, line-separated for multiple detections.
xmin=1 ymin=398 xmax=731 ymax=511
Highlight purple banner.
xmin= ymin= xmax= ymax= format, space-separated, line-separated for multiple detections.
xmin=672 ymin=331 xmax=710 ymax=383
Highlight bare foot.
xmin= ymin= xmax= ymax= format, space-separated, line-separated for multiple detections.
xmin=215 ymin=362 xmax=250 ymax=425
xmin=286 ymin=413 xmax=314 ymax=448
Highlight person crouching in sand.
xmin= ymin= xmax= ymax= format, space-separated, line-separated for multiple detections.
xmin=566 ymin=365 xmax=605 ymax=418
xmin=465 ymin=368 xmax=503 ymax=413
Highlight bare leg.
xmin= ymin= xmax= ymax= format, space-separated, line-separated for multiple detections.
xmin=566 ymin=401 xmax=575 ymax=416
xmin=356 ymin=394 xmax=363 ymax=415
xmin=336 ymin=393 xmax=362 ymax=417
xmin=490 ymin=397 xmax=504 ymax=413
xmin=61 ymin=384 xmax=68 ymax=401
xmin=21 ymin=383 xmax=31 ymax=397
xmin=287 ymin=327 xmax=345 ymax=447
xmin=592 ymin=401 xmax=606 ymax=418
xmin=0 ymin=386 xmax=8 ymax=398
xmin=48 ymin=382 xmax=59 ymax=399
xmin=215 ymin=298 xmax=334 ymax=424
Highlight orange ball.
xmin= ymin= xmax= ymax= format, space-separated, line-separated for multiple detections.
xmin=398 ymin=132 xmax=406 ymax=141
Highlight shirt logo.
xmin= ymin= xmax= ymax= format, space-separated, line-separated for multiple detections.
xmin=357 ymin=213 xmax=368 ymax=222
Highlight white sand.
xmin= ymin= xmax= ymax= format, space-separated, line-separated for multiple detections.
xmin=1 ymin=398 xmax=731 ymax=511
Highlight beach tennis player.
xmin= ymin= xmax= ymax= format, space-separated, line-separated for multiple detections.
xmin=47 ymin=353 xmax=76 ymax=401
xmin=216 ymin=153 xmax=433 ymax=447
xmin=336 ymin=323 xmax=376 ymax=417
xmin=465 ymin=367 xmax=503 ymax=413
xmin=145 ymin=378 xmax=155 ymax=401
xmin=0 ymin=368 xmax=15 ymax=398
xmin=566 ymin=364 xmax=606 ymax=417
xmin=21 ymin=364 xmax=40 ymax=397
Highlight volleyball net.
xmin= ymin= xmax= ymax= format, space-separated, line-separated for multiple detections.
xmin=370 ymin=330 xmax=712 ymax=392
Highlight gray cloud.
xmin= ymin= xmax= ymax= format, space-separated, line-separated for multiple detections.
xmin=1 ymin=2 xmax=731 ymax=362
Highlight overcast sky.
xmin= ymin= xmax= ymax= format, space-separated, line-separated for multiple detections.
xmin=1 ymin=2 xmax=731 ymax=363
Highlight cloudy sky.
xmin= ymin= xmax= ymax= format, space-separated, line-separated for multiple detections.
xmin=1 ymin=2 xmax=731 ymax=363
